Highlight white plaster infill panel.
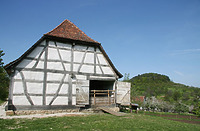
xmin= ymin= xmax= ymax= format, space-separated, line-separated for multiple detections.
xmin=74 ymin=51 xmax=84 ymax=63
xmin=74 ymin=45 xmax=87 ymax=51
xmin=88 ymin=47 xmax=94 ymax=51
xmin=96 ymin=66 xmax=103 ymax=74
xmin=36 ymin=61 xmax=44 ymax=69
xmin=84 ymin=53 xmax=94 ymax=64
xmin=27 ymin=83 xmax=43 ymax=94
xmin=13 ymin=81 xmax=24 ymax=94
xmin=52 ymin=97 xmax=68 ymax=105
xmin=46 ymin=96 xmax=54 ymax=105
xmin=97 ymin=54 xmax=108 ymax=65
xmin=16 ymin=59 xmax=36 ymax=68
xmin=102 ymin=66 xmax=115 ymax=75
xmin=27 ymin=47 xmax=44 ymax=59
xmin=80 ymin=65 xmax=94 ymax=73
xmin=72 ymin=96 xmax=76 ymax=105
xmin=72 ymin=83 xmax=76 ymax=95
xmin=30 ymin=96 xmax=42 ymax=105
xmin=22 ymin=71 xmax=44 ymax=81
xmin=13 ymin=71 xmax=21 ymax=79
xmin=59 ymin=84 xmax=69 ymax=95
xmin=48 ymin=48 xmax=60 ymax=60
xmin=40 ymin=41 xmax=45 ymax=46
xmin=49 ymin=41 xmax=56 ymax=47
xmin=75 ymin=75 xmax=87 ymax=80
xmin=13 ymin=96 xmax=30 ymax=105
xmin=60 ymin=49 xmax=71 ymax=62
xmin=73 ymin=64 xmax=80 ymax=72
xmin=57 ymin=42 xmax=72 ymax=49
xmin=47 ymin=72 xmax=64 ymax=81
xmin=46 ymin=83 xmax=60 ymax=94
xmin=64 ymin=63 xmax=71 ymax=71
xmin=63 ymin=74 xmax=69 ymax=82
xmin=47 ymin=61 xmax=64 ymax=71
xmin=96 ymin=47 xmax=101 ymax=52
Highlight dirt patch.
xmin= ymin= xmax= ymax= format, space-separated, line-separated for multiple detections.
xmin=145 ymin=113 xmax=200 ymax=125
xmin=168 ymin=119 xmax=200 ymax=125
xmin=146 ymin=114 xmax=199 ymax=120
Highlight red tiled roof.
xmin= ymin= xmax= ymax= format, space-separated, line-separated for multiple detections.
xmin=45 ymin=19 xmax=99 ymax=44
xmin=132 ymin=96 xmax=145 ymax=103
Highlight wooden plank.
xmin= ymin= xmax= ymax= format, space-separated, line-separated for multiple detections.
xmin=98 ymin=107 xmax=126 ymax=116
xmin=90 ymin=93 xmax=114 ymax=95
xmin=90 ymin=97 xmax=115 ymax=105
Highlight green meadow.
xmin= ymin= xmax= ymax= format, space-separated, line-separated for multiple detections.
xmin=0 ymin=114 xmax=199 ymax=131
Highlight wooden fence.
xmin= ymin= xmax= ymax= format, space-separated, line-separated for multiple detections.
xmin=90 ymin=90 xmax=115 ymax=106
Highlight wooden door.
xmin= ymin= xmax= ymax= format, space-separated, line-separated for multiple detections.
xmin=116 ymin=81 xmax=131 ymax=105
xmin=76 ymin=80 xmax=89 ymax=105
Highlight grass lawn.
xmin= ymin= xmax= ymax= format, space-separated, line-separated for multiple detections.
xmin=0 ymin=114 xmax=200 ymax=130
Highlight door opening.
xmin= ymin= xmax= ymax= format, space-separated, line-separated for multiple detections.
xmin=89 ymin=80 xmax=115 ymax=106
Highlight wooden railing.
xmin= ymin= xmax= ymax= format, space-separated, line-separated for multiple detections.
xmin=90 ymin=90 xmax=115 ymax=105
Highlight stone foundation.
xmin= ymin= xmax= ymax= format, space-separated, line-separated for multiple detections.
xmin=6 ymin=109 xmax=80 ymax=116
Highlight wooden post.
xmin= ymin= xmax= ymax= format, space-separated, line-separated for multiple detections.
xmin=94 ymin=90 xmax=96 ymax=105
xmin=113 ymin=90 xmax=115 ymax=104
xmin=108 ymin=90 xmax=110 ymax=104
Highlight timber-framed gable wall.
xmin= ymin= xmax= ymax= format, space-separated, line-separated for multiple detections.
xmin=7 ymin=39 xmax=117 ymax=110
xmin=5 ymin=19 xmax=125 ymax=110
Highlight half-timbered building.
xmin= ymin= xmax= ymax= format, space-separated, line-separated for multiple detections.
xmin=5 ymin=20 xmax=130 ymax=110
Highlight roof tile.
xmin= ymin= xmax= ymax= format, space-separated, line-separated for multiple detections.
xmin=45 ymin=19 xmax=99 ymax=44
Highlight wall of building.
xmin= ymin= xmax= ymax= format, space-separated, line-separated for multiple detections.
xmin=10 ymin=39 xmax=117 ymax=109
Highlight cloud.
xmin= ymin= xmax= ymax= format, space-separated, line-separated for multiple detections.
xmin=170 ymin=49 xmax=200 ymax=56
xmin=174 ymin=71 xmax=184 ymax=76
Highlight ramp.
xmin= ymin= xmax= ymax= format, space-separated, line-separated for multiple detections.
xmin=0 ymin=102 xmax=7 ymax=117
xmin=98 ymin=107 xmax=126 ymax=116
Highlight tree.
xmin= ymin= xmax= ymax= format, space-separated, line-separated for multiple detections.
xmin=123 ymin=73 xmax=130 ymax=82
xmin=0 ymin=49 xmax=5 ymax=66
xmin=0 ymin=49 xmax=9 ymax=101
xmin=174 ymin=102 xmax=188 ymax=114
xmin=193 ymin=102 xmax=200 ymax=117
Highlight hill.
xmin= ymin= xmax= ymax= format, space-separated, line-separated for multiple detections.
xmin=128 ymin=73 xmax=200 ymax=107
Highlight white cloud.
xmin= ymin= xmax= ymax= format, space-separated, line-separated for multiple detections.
xmin=174 ymin=70 xmax=184 ymax=76
xmin=170 ymin=49 xmax=200 ymax=56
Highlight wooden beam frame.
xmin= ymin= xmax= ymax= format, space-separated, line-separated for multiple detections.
xmin=42 ymin=40 xmax=48 ymax=105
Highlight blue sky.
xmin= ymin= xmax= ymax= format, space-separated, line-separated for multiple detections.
xmin=0 ymin=0 xmax=200 ymax=87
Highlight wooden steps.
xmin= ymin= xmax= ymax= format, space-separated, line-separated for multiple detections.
xmin=98 ymin=107 xmax=126 ymax=116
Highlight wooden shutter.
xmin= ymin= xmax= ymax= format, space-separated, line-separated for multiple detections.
xmin=76 ymin=80 xmax=89 ymax=105
xmin=116 ymin=81 xmax=131 ymax=105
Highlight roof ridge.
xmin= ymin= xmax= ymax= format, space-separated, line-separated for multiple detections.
xmin=45 ymin=19 xmax=69 ymax=35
